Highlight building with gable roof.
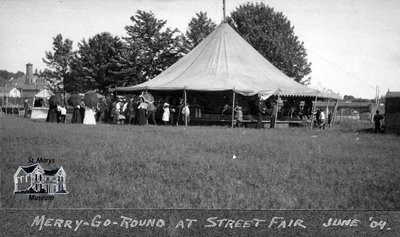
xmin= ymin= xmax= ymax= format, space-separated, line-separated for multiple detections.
xmin=14 ymin=164 xmax=67 ymax=194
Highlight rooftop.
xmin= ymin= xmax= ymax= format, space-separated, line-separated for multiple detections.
xmin=386 ymin=91 xmax=400 ymax=98
xmin=20 ymin=164 xmax=40 ymax=173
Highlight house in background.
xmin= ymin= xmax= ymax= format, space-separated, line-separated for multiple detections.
xmin=14 ymin=164 xmax=68 ymax=194
xmin=0 ymin=87 xmax=21 ymax=98
xmin=5 ymin=63 xmax=47 ymax=98
xmin=16 ymin=63 xmax=47 ymax=97
xmin=0 ymin=87 xmax=22 ymax=109
xmin=385 ymin=91 xmax=400 ymax=134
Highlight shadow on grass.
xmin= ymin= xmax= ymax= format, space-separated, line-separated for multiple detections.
xmin=356 ymin=127 xmax=376 ymax=134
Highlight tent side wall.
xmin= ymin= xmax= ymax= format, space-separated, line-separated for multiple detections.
xmin=385 ymin=95 xmax=400 ymax=134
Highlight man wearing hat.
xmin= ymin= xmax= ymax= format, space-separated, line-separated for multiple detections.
xmin=373 ymin=110 xmax=383 ymax=133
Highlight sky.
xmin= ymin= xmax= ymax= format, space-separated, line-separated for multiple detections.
xmin=0 ymin=0 xmax=399 ymax=99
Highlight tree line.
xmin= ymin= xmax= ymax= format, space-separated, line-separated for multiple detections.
xmin=43 ymin=3 xmax=312 ymax=94
xmin=0 ymin=70 xmax=25 ymax=87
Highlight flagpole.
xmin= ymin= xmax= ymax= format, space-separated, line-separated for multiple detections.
xmin=222 ymin=0 xmax=226 ymax=22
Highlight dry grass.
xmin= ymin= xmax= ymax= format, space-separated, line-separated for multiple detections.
xmin=1 ymin=116 xmax=399 ymax=210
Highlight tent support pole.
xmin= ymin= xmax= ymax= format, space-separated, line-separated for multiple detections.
xmin=331 ymin=99 xmax=339 ymax=128
xmin=326 ymin=99 xmax=330 ymax=115
xmin=231 ymin=91 xmax=235 ymax=128
xmin=274 ymin=94 xmax=280 ymax=128
xmin=310 ymin=95 xmax=318 ymax=129
xmin=184 ymin=89 xmax=187 ymax=127
xmin=326 ymin=99 xmax=330 ymax=127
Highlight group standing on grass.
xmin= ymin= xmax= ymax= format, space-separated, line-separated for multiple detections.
xmin=70 ymin=100 xmax=96 ymax=125
xmin=34 ymin=92 xmax=385 ymax=131
xmin=45 ymin=102 xmax=67 ymax=124
xmin=255 ymin=99 xmax=277 ymax=129
xmin=62 ymin=94 xmax=192 ymax=127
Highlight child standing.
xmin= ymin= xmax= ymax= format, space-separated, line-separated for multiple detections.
xmin=162 ymin=103 xmax=170 ymax=125
xmin=234 ymin=106 xmax=243 ymax=128
xmin=60 ymin=105 xmax=67 ymax=123
xmin=181 ymin=103 xmax=190 ymax=124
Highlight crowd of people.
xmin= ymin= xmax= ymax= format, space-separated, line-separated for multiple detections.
xmin=313 ymin=108 xmax=333 ymax=129
xmin=46 ymin=101 xmax=68 ymax=124
xmin=69 ymin=100 xmax=97 ymax=125
xmin=58 ymin=94 xmax=192 ymax=126
xmin=25 ymin=93 xmax=383 ymax=132
xmin=254 ymin=98 xmax=335 ymax=129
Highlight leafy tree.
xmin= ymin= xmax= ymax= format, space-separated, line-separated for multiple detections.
xmin=343 ymin=95 xmax=355 ymax=101
xmin=186 ymin=11 xmax=216 ymax=49
xmin=0 ymin=70 xmax=25 ymax=86
xmin=73 ymin=32 xmax=126 ymax=93
xmin=124 ymin=10 xmax=186 ymax=84
xmin=43 ymin=34 xmax=75 ymax=92
xmin=229 ymin=2 xmax=312 ymax=84
xmin=114 ymin=44 xmax=141 ymax=87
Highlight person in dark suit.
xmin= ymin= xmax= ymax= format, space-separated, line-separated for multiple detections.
xmin=256 ymin=99 xmax=266 ymax=129
xmin=46 ymin=103 xmax=58 ymax=123
xmin=138 ymin=97 xmax=148 ymax=125
xmin=373 ymin=110 xmax=383 ymax=133
xmin=79 ymin=101 xmax=85 ymax=123
xmin=270 ymin=100 xmax=278 ymax=128
xmin=23 ymin=99 xmax=31 ymax=118
xmin=71 ymin=104 xmax=82 ymax=124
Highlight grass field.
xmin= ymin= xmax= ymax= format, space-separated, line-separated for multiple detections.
xmin=1 ymin=115 xmax=399 ymax=210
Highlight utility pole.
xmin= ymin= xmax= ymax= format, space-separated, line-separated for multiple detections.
xmin=376 ymin=85 xmax=380 ymax=107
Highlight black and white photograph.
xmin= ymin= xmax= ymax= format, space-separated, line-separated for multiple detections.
xmin=1 ymin=0 xmax=399 ymax=236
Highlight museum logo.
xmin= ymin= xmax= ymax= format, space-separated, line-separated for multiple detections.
xmin=14 ymin=163 xmax=68 ymax=198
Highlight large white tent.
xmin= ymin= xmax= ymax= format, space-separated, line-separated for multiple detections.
xmin=112 ymin=23 xmax=337 ymax=100
xmin=112 ymin=22 xmax=341 ymax=127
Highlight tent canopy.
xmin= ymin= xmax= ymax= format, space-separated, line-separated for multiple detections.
xmin=112 ymin=23 xmax=337 ymax=99
xmin=34 ymin=89 xmax=54 ymax=99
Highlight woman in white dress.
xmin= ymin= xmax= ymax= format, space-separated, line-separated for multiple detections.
xmin=162 ymin=103 xmax=170 ymax=125
xmin=83 ymin=105 xmax=96 ymax=125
